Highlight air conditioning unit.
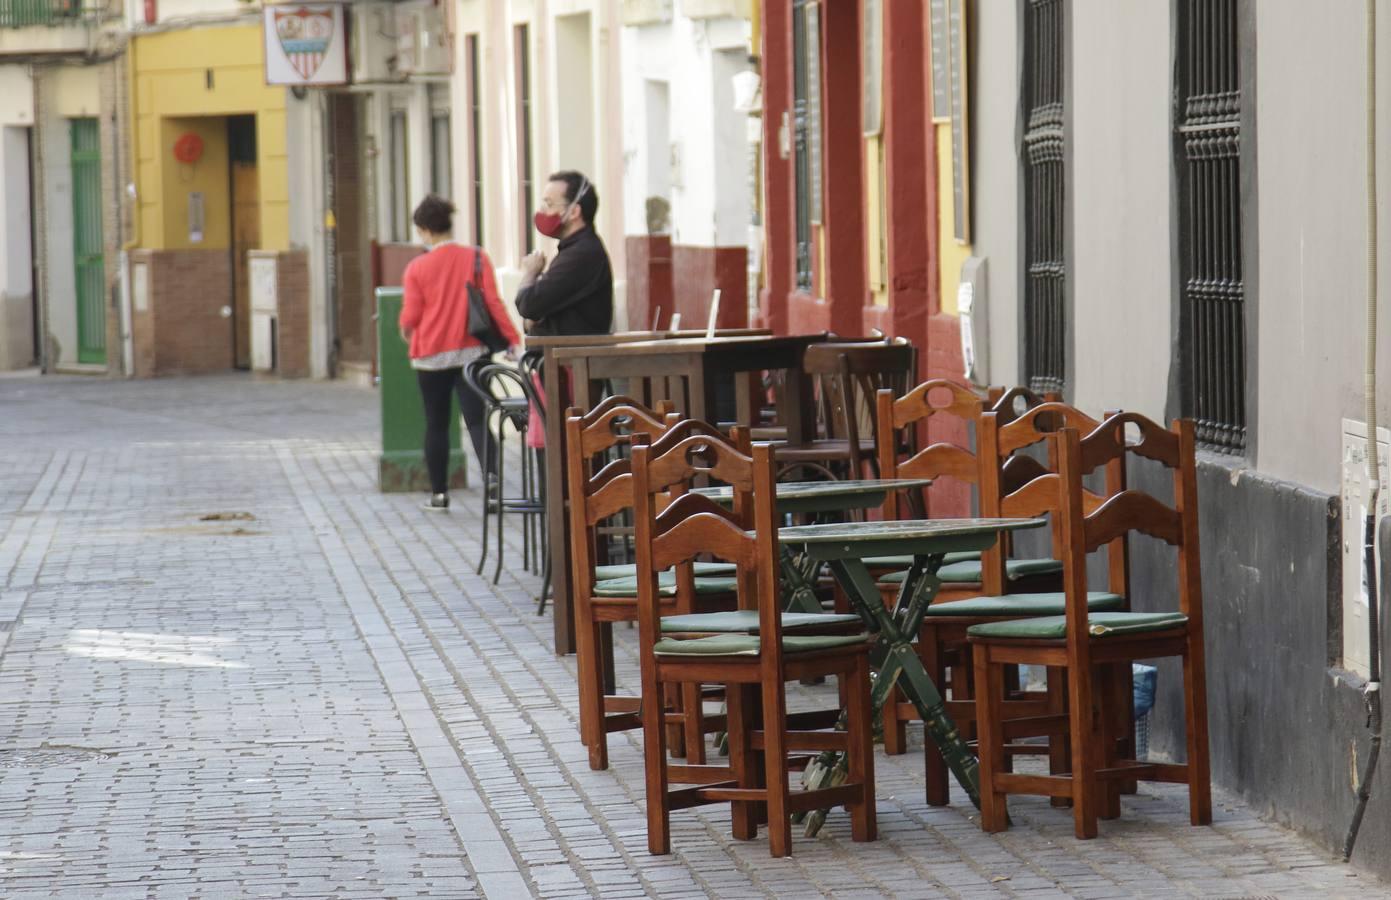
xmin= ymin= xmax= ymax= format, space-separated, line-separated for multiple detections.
xmin=395 ymin=0 xmax=452 ymax=77
xmin=349 ymin=1 xmax=403 ymax=85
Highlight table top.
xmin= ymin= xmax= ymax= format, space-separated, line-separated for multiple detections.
xmin=776 ymin=517 xmax=1044 ymax=546
xmin=526 ymin=329 xmax=771 ymax=350
xmin=693 ymin=478 xmax=932 ymax=504
xmin=552 ymin=332 xmax=826 ymax=361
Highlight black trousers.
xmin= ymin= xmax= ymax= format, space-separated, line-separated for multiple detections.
xmin=417 ymin=367 xmax=492 ymax=494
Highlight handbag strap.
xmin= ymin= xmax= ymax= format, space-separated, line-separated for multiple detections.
xmin=472 ymin=246 xmax=483 ymax=286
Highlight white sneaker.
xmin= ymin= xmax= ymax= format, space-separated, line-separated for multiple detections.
xmin=422 ymin=493 xmax=450 ymax=512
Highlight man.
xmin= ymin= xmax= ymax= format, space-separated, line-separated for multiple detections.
xmin=515 ymin=170 xmax=613 ymax=336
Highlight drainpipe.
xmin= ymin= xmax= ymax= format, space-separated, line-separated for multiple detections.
xmin=1343 ymin=0 xmax=1383 ymax=863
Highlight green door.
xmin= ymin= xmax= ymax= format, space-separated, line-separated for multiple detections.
xmin=71 ymin=118 xmax=105 ymax=366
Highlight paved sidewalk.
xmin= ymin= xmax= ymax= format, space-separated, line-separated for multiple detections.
xmin=0 ymin=374 xmax=1379 ymax=899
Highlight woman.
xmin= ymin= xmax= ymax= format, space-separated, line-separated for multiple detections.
xmin=399 ymin=195 xmax=519 ymax=512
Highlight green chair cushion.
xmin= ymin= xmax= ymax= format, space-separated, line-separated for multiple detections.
xmin=660 ymin=610 xmax=863 ymax=634
xmin=652 ymin=632 xmax=870 ymax=657
xmin=924 ymin=592 xmax=1124 ymax=618
xmin=879 ymin=557 xmax=1062 ymax=586
xmin=864 ymin=551 xmax=980 ymax=570
xmin=593 ymin=561 xmax=738 ymax=581
xmin=592 ymin=573 xmax=739 ymax=599
xmin=967 ymin=611 xmax=1190 ymax=640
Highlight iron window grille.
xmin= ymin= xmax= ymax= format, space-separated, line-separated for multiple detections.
xmin=1175 ymin=0 xmax=1246 ymax=453
xmin=1021 ymin=0 xmax=1066 ymax=394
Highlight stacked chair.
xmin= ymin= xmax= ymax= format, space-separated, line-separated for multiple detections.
xmin=629 ymin=425 xmax=876 ymax=857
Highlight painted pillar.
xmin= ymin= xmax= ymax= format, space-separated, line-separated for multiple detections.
xmin=821 ymin=0 xmax=866 ymax=337
xmin=882 ymin=0 xmax=933 ymax=365
xmin=758 ymin=0 xmax=792 ymax=334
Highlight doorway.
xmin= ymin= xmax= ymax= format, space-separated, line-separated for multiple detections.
xmin=228 ymin=115 xmax=258 ymax=370
xmin=71 ymin=118 xmax=105 ymax=366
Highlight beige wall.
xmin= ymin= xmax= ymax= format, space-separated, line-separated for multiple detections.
xmin=1068 ymin=0 xmax=1172 ymax=421
xmin=970 ymin=0 xmax=1020 ymax=389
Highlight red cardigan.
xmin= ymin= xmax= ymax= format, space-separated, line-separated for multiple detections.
xmin=399 ymin=244 xmax=520 ymax=359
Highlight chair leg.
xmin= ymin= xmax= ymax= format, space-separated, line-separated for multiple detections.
xmin=1098 ymin=663 xmax=1123 ymax=821
xmin=973 ymin=645 xmax=1009 ymax=833
xmin=725 ymin=682 xmax=759 ymax=841
xmin=1066 ymin=658 xmax=1100 ymax=840
xmin=681 ymin=681 xmax=707 ymax=765
xmin=1046 ymin=665 xmax=1072 ymax=808
xmin=642 ymin=671 xmax=673 ymax=855
xmin=760 ymin=676 xmax=792 ymax=857
xmin=576 ymin=614 xmax=608 ymax=771
xmin=492 ymin=429 xmax=507 ymax=585
xmin=1183 ymin=642 xmax=1213 ymax=825
xmin=664 ymin=683 xmax=686 ymax=759
xmin=923 ymin=633 xmax=951 ymax=806
xmin=845 ymin=655 xmax=877 ymax=843
xmin=476 ymin=442 xmax=490 ymax=576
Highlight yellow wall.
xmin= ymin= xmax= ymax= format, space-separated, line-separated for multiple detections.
xmin=865 ymin=135 xmax=887 ymax=305
xmin=935 ymin=123 xmax=969 ymax=316
xmin=131 ymin=24 xmax=288 ymax=251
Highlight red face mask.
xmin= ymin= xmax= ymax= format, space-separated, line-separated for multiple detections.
xmin=534 ymin=179 xmax=589 ymax=238
xmin=533 ymin=209 xmax=566 ymax=238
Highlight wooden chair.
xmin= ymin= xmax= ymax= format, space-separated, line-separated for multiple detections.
xmin=566 ymin=396 xmax=740 ymax=771
xmin=968 ymin=413 xmax=1211 ymax=839
xmin=912 ymin=401 xmax=1128 ymax=805
xmin=772 ymin=339 xmax=917 ymax=480
xmin=874 ymin=382 xmax=1070 ymax=758
xmin=631 ymin=426 xmax=876 ymax=857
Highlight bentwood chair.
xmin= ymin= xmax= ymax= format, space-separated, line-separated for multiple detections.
xmin=969 ymin=413 xmax=1212 ymax=839
xmin=631 ymin=427 xmax=875 ymax=857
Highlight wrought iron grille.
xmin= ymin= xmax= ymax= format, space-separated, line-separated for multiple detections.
xmin=1021 ymin=0 xmax=1066 ymax=394
xmin=0 ymin=0 xmax=83 ymax=28
xmin=1176 ymin=0 xmax=1245 ymax=453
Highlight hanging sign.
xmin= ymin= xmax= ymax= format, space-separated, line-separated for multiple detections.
xmin=263 ymin=3 xmax=349 ymax=87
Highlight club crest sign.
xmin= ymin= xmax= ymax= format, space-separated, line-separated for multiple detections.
xmin=263 ymin=3 xmax=348 ymax=87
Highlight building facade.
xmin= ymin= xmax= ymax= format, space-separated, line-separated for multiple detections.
xmin=621 ymin=0 xmax=756 ymax=333
xmin=0 ymin=0 xmax=126 ymax=375
xmin=872 ymin=0 xmax=1391 ymax=873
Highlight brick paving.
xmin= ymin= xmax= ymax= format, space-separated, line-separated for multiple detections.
xmin=0 ymin=372 xmax=1381 ymax=899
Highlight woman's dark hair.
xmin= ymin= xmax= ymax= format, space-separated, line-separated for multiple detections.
xmin=547 ymin=170 xmax=599 ymax=225
xmin=412 ymin=194 xmax=455 ymax=235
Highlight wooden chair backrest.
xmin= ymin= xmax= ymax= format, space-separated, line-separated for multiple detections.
xmin=804 ymin=340 xmax=916 ymax=467
xmin=631 ymin=430 xmax=783 ymax=668
xmin=564 ymin=397 xmax=679 ymax=598
xmin=1053 ymin=413 xmax=1201 ymax=652
xmin=976 ymin=402 xmax=1126 ymax=596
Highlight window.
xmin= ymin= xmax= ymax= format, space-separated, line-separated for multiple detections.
xmin=1176 ymin=0 xmax=1246 ymax=453
xmin=467 ymin=33 xmax=484 ymax=245
xmin=515 ymin=23 xmax=535 ymax=254
xmin=431 ymin=113 xmax=451 ymax=200
xmin=792 ymin=0 xmax=822 ymax=292
xmin=1020 ymin=0 xmax=1066 ymax=394
xmin=389 ymin=109 xmax=410 ymax=242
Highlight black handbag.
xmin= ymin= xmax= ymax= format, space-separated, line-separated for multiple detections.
xmin=466 ymin=249 xmax=510 ymax=353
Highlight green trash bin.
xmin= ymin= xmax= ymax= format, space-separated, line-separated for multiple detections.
xmin=376 ymin=287 xmax=468 ymax=493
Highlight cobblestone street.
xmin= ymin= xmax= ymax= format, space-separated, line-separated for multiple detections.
xmin=0 ymin=373 xmax=1380 ymax=899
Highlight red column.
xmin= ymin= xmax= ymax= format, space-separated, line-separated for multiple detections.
xmin=759 ymin=0 xmax=793 ymax=334
xmin=882 ymin=0 xmax=935 ymax=371
xmin=820 ymin=0 xmax=867 ymax=337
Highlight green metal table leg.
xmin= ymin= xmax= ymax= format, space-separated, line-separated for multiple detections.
xmin=801 ymin=557 xmax=980 ymax=836
xmin=779 ymin=547 xmax=825 ymax=614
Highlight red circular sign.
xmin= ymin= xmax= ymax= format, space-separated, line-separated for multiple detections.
xmin=173 ymin=133 xmax=204 ymax=164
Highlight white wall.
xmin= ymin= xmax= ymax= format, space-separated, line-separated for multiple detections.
xmin=620 ymin=12 xmax=750 ymax=248
xmin=1254 ymin=3 xmax=1391 ymax=491
xmin=0 ymin=126 xmax=35 ymax=369
xmin=127 ymin=0 xmax=250 ymax=27
xmin=1068 ymin=0 xmax=1171 ymax=421
xmin=969 ymin=0 xmax=1020 ymax=389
